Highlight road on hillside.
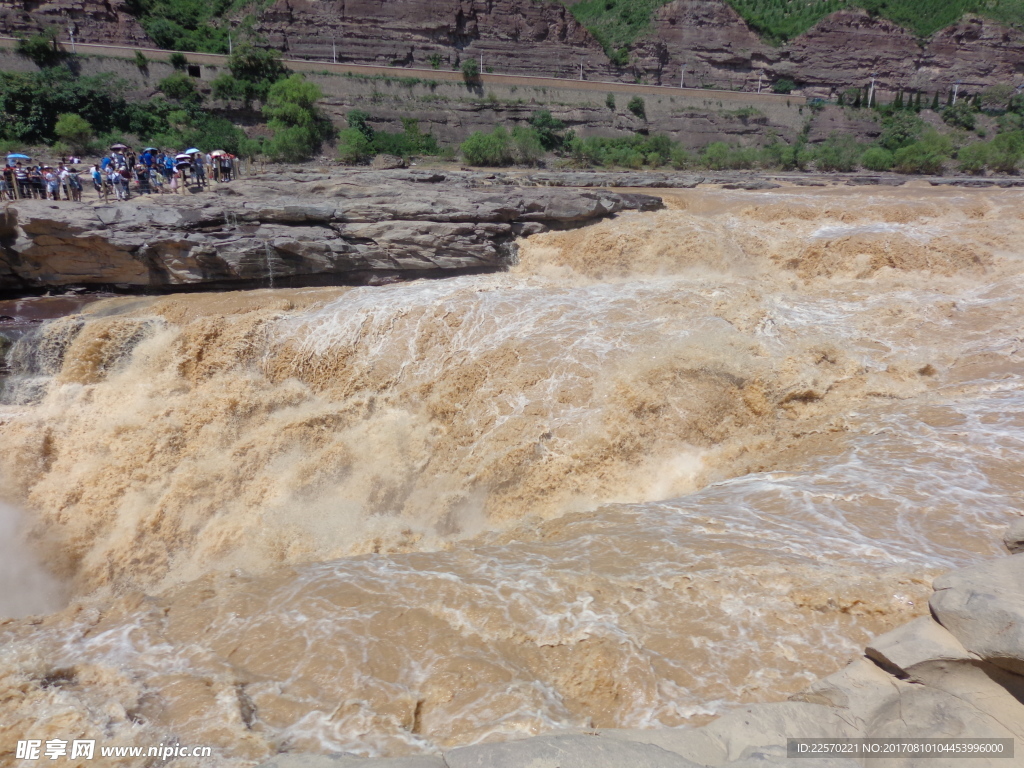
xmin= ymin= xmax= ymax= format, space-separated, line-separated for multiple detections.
xmin=0 ymin=36 xmax=799 ymax=106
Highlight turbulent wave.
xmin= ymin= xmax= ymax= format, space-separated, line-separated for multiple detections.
xmin=1 ymin=184 xmax=1023 ymax=764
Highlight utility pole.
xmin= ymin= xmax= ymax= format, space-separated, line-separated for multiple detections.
xmin=757 ymin=70 xmax=763 ymax=94
xmin=953 ymin=79 xmax=961 ymax=105
xmin=67 ymin=24 xmax=76 ymax=53
xmin=680 ymin=63 xmax=686 ymax=88
xmin=869 ymin=72 xmax=877 ymax=106
xmin=228 ymin=33 xmax=232 ymax=55
xmin=580 ymin=58 xmax=583 ymax=80
xmin=332 ymin=37 xmax=337 ymax=64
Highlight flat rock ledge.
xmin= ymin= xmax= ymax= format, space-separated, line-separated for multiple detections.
xmin=0 ymin=170 xmax=661 ymax=293
xmin=260 ymin=525 xmax=1024 ymax=768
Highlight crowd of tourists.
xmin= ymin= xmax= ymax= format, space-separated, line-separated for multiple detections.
xmin=0 ymin=145 xmax=238 ymax=203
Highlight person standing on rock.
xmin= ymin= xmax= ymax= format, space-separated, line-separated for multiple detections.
xmin=67 ymin=167 xmax=83 ymax=202
xmin=43 ymin=167 xmax=60 ymax=201
xmin=193 ymin=153 xmax=206 ymax=188
xmin=90 ymin=165 xmax=102 ymax=199
xmin=136 ymin=164 xmax=151 ymax=195
xmin=14 ymin=163 xmax=29 ymax=199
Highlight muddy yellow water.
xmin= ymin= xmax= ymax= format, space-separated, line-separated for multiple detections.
xmin=1 ymin=184 xmax=1022 ymax=765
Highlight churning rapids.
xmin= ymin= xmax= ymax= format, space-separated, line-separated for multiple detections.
xmin=1 ymin=184 xmax=1023 ymax=765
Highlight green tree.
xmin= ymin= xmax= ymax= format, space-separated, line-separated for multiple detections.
xmin=262 ymin=75 xmax=332 ymax=161
xmin=606 ymin=93 xmax=616 ymax=110
xmin=943 ymin=101 xmax=976 ymax=130
xmin=134 ymin=50 xmax=150 ymax=71
xmin=772 ymin=78 xmax=796 ymax=95
xmin=461 ymin=59 xmax=480 ymax=82
xmin=170 ymin=52 xmax=188 ymax=70
xmin=54 ymin=113 xmax=94 ymax=152
xmin=229 ymin=45 xmax=287 ymax=87
xmin=879 ymin=111 xmax=924 ymax=150
xmin=529 ymin=110 xmax=567 ymax=150
xmin=627 ymin=96 xmax=646 ymax=119
xmin=15 ymin=32 xmax=64 ymax=68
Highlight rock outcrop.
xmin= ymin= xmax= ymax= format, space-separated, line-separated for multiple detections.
xmin=1 ymin=0 xmax=1021 ymax=93
xmin=255 ymin=530 xmax=1024 ymax=768
xmin=0 ymin=170 xmax=661 ymax=292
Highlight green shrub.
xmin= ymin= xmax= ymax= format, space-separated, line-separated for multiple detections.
xmin=15 ymin=32 xmax=64 ymax=68
xmin=988 ymin=130 xmax=1024 ymax=173
xmin=529 ymin=110 xmax=566 ymax=150
xmin=54 ymin=113 xmax=94 ymax=152
xmin=158 ymin=71 xmax=197 ymax=102
xmin=892 ymin=131 xmax=951 ymax=174
xmin=461 ymin=59 xmax=480 ymax=82
xmin=979 ymin=84 xmax=1016 ymax=113
xmin=229 ymin=46 xmax=287 ymax=87
xmin=627 ymin=96 xmax=646 ymax=119
xmin=699 ymin=141 xmax=759 ymax=170
xmin=942 ymin=101 xmax=977 ymax=131
xmin=169 ymin=52 xmax=188 ymax=70
xmin=957 ymin=142 xmax=991 ymax=174
xmin=134 ymin=50 xmax=149 ymax=71
xmin=460 ymin=125 xmax=543 ymax=166
xmin=812 ymin=133 xmax=863 ymax=172
xmin=879 ymin=111 xmax=924 ymax=151
xmin=669 ymin=146 xmax=693 ymax=169
xmin=461 ymin=126 xmax=513 ymax=166
xmin=428 ymin=53 xmax=442 ymax=69
xmin=337 ymin=127 xmax=373 ymax=164
xmin=567 ymin=133 xmax=675 ymax=168
xmin=861 ymin=146 xmax=894 ymax=171
xmin=606 ymin=93 xmax=616 ymax=110
xmin=772 ymin=78 xmax=796 ymax=95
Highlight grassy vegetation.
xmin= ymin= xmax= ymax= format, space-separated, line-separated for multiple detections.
xmin=554 ymin=0 xmax=1024 ymax=61
xmin=563 ymin=0 xmax=674 ymax=64
xmin=723 ymin=0 xmax=1024 ymax=42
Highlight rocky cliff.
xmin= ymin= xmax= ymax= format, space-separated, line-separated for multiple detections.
xmin=3 ymin=0 xmax=1020 ymax=95
xmin=0 ymin=170 xmax=661 ymax=292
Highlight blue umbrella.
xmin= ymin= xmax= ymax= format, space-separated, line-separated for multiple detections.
xmin=6 ymin=153 xmax=30 ymax=160
xmin=184 ymin=147 xmax=201 ymax=154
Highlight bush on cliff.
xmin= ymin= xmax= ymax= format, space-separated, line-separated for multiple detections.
xmin=263 ymin=75 xmax=334 ymax=161
xmin=891 ymin=131 xmax=952 ymax=174
xmin=811 ymin=133 xmax=864 ymax=172
xmin=54 ymin=113 xmax=94 ymax=153
xmin=861 ymin=146 xmax=895 ymax=171
xmin=158 ymin=72 xmax=199 ymax=102
xmin=461 ymin=126 xmax=544 ymax=166
xmin=15 ymin=31 xmax=65 ymax=69
xmin=337 ymin=111 xmax=441 ymax=164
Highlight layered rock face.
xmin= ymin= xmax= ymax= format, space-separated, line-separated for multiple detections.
xmin=0 ymin=0 xmax=148 ymax=45
xmin=257 ymin=536 xmax=1024 ymax=768
xmin=2 ymin=1 xmax=1021 ymax=93
xmin=0 ymin=170 xmax=661 ymax=292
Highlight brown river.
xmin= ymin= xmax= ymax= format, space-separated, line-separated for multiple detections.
xmin=1 ymin=184 xmax=1022 ymax=765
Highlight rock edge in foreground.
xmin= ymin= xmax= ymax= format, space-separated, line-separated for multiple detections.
xmin=0 ymin=170 xmax=662 ymax=294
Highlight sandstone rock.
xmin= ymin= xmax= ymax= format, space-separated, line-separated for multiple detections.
xmin=865 ymin=616 xmax=975 ymax=678
xmin=1004 ymin=518 xmax=1024 ymax=554
xmin=721 ymin=744 xmax=859 ymax=767
xmin=588 ymin=728 xmax=727 ymax=766
xmin=443 ymin=733 xmax=703 ymax=768
xmin=371 ymin=155 xmax=408 ymax=170
xmin=257 ymin=756 xmax=444 ymax=768
xmin=930 ymin=555 xmax=1024 ymax=676
xmin=790 ymin=657 xmax=903 ymax=732
xmin=0 ymin=171 xmax=661 ymax=292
